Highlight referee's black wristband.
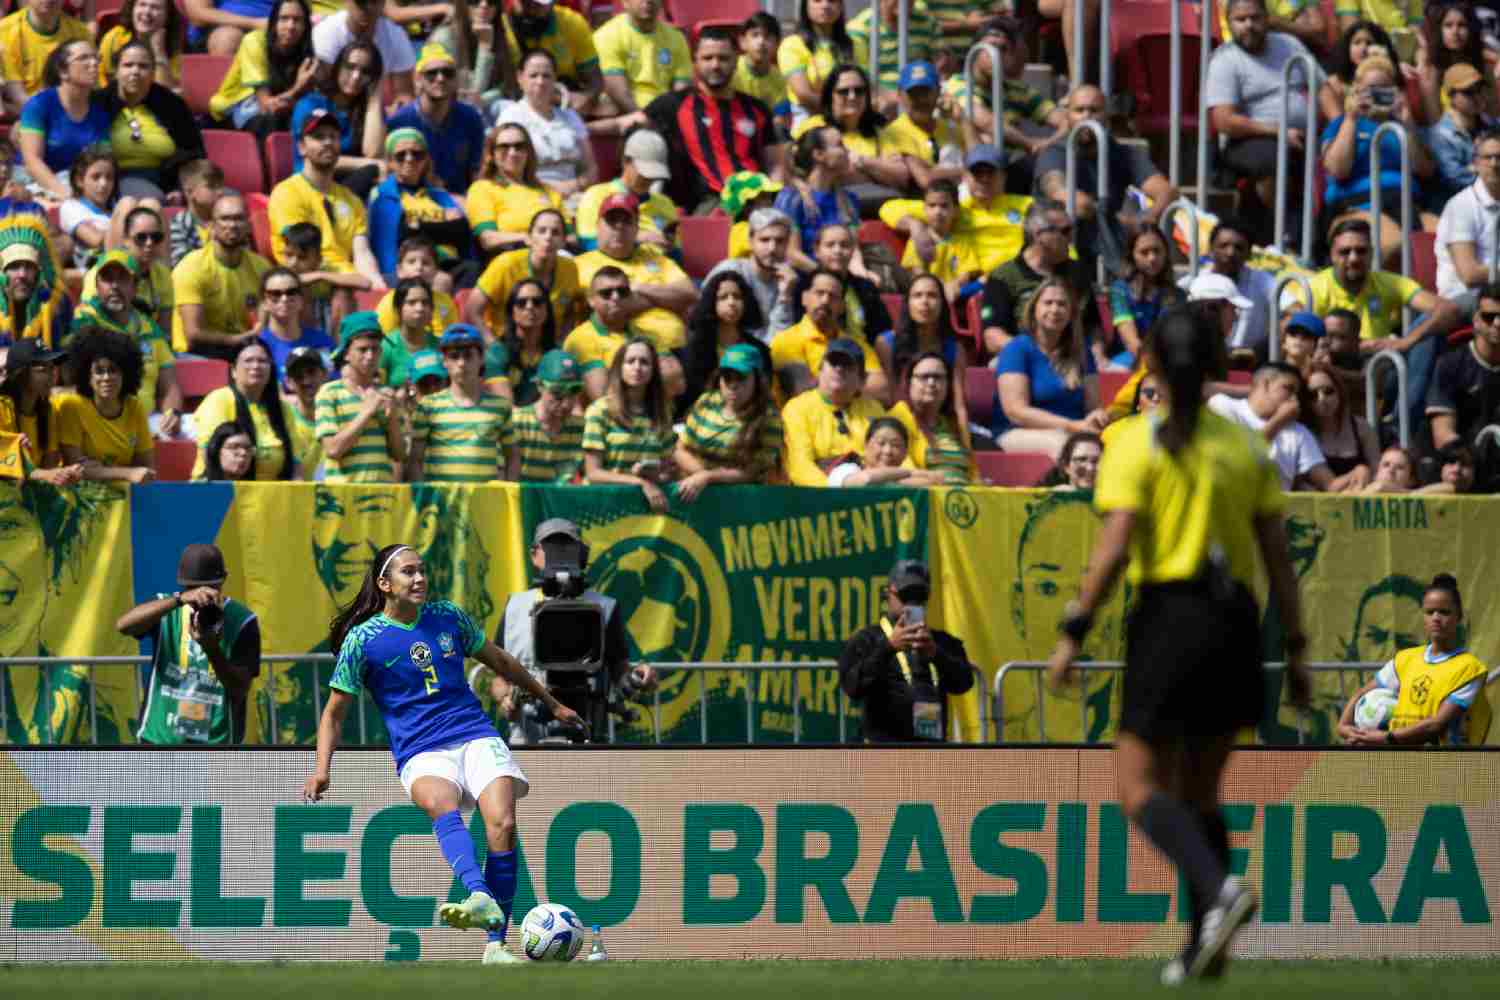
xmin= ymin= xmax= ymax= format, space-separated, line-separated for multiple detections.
xmin=1058 ymin=609 xmax=1093 ymax=642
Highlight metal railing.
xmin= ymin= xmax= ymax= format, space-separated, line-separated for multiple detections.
xmin=1366 ymin=347 xmax=1411 ymax=449
xmin=1169 ymin=0 xmax=1182 ymax=187
xmin=1066 ymin=119 xmax=1109 ymax=287
xmin=963 ymin=42 xmax=1004 ymax=164
xmin=1491 ymin=212 xmax=1500 ymax=283
xmin=0 ymin=657 xmax=990 ymax=748
xmin=1268 ymin=272 xmax=1315 ymax=363
xmin=1195 ymin=0 xmax=1212 ymax=215
xmin=1073 ymin=0 xmax=1112 ymax=95
xmin=865 ymin=0 xmax=909 ymax=93
xmin=1476 ymin=423 xmax=1500 ymax=452
xmin=1370 ymin=120 xmax=1415 ymax=332
xmin=1275 ymin=52 xmax=1319 ymax=263
xmin=1159 ymin=197 xmax=1202 ymax=279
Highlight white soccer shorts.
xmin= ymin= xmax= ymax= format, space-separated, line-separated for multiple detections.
xmin=399 ymin=736 xmax=530 ymax=809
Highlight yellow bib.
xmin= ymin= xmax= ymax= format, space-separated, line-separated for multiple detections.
xmin=1390 ymin=646 xmax=1491 ymax=745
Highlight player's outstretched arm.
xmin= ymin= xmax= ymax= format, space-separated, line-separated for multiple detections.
xmin=471 ymin=642 xmax=585 ymax=731
xmin=304 ymin=689 xmax=354 ymax=802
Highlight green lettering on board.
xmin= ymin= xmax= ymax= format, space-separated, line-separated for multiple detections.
xmin=682 ymin=804 xmax=766 ymax=924
xmin=1261 ymin=804 xmax=1294 ymax=924
xmin=190 ymin=806 xmax=265 ymax=927
xmin=11 ymin=805 xmax=92 ymax=929
xmin=361 ymin=805 xmax=437 ymax=927
xmin=1392 ymin=805 xmax=1491 ymax=924
xmin=1304 ymin=805 xmax=1387 ymax=924
xmin=273 ymin=805 xmax=352 ymax=927
xmin=1097 ymin=804 xmax=1169 ymax=923
xmin=102 ymin=806 xmax=180 ymax=928
xmin=864 ymin=804 xmax=963 ymax=923
xmin=1055 ymin=802 xmax=1086 ymax=923
xmin=546 ymin=802 xmax=641 ymax=927
xmin=969 ymin=802 xmax=1047 ymax=924
xmin=774 ymin=803 xmax=858 ymax=923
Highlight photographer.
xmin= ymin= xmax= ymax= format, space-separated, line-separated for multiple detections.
xmin=837 ymin=560 xmax=975 ymax=742
xmin=116 ymin=543 xmax=261 ymax=745
xmin=474 ymin=518 xmax=655 ymax=742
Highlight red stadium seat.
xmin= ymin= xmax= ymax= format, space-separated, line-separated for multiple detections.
xmin=180 ymin=54 xmax=232 ymax=117
xmin=1227 ymin=369 xmax=1251 ymax=385
xmin=453 ymin=287 xmax=474 ymax=321
xmin=264 ymin=131 xmax=294 ymax=188
xmin=154 ymin=439 xmax=198 ymax=482
xmin=356 ymin=288 xmax=385 ymax=311
xmin=175 ymin=358 xmax=229 ymax=403
xmin=96 ymin=0 xmax=125 ymax=16
xmin=246 ymin=192 xmax=272 ymax=257
xmin=963 ymin=365 xmax=994 ymax=428
xmin=690 ymin=18 xmax=745 ymax=47
xmin=204 ymin=130 xmax=266 ymax=196
xmin=880 ymin=293 xmax=903 ymax=331
xmin=1098 ymin=369 xmax=1132 ymax=409
xmin=1111 ymin=3 xmax=1212 ymax=139
xmin=858 ymin=219 xmax=905 ymax=261
xmin=976 ymin=451 xmax=1055 ymax=487
xmin=678 ymin=214 xmax=730 ymax=280
xmin=964 ymin=294 xmax=986 ymax=359
xmin=590 ymin=134 xmax=621 ymax=182
xmin=1411 ymin=230 xmax=1437 ymax=293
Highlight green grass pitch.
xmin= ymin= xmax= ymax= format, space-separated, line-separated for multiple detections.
xmin=3 ymin=959 xmax=1500 ymax=999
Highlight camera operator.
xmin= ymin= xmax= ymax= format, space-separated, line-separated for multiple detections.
xmin=474 ymin=518 xmax=655 ymax=742
xmin=116 ymin=543 xmax=261 ymax=745
xmin=837 ymin=560 xmax=975 ymax=742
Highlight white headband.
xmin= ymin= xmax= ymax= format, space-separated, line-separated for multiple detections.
xmin=379 ymin=546 xmax=412 ymax=579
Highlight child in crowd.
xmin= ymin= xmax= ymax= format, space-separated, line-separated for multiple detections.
xmin=376 ymin=237 xmax=459 ymax=338
xmin=734 ymin=13 xmax=791 ymax=136
xmin=60 ymin=145 xmax=149 ymax=271
xmin=279 ymin=221 xmax=371 ymax=343
xmin=902 ymin=180 xmax=982 ymax=307
xmin=168 ymin=159 xmax=224 ymax=267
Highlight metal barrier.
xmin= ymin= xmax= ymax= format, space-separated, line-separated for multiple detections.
xmin=992 ymin=660 xmax=1400 ymax=744
xmin=1268 ymin=272 xmax=1315 ymax=362
xmin=963 ymin=42 xmax=1004 ymax=164
xmin=1274 ymin=52 xmax=1319 ymax=262
xmin=1168 ymin=0 xmax=1182 ymax=187
xmin=1492 ymin=212 xmax=1500 ymax=283
xmin=1369 ymin=120 xmax=1415 ymax=331
xmin=1365 ymin=347 xmax=1411 ymax=449
xmin=866 ymin=0 xmax=910 ymax=92
xmin=1065 ymin=119 xmax=1109 ymax=286
xmin=1195 ymin=0 xmax=1212 ymax=214
xmin=1072 ymin=0 xmax=1113 ymax=95
xmin=1476 ymin=423 xmax=1500 ymax=452
xmin=0 ymin=657 xmax=990 ymax=747
xmin=1159 ymin=196 xmax=1202 ymax=279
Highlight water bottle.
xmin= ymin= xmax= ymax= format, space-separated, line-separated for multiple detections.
xmin=585 ymin=924 xmax=609 ymax=962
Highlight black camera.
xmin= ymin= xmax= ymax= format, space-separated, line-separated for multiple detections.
xmin=192 ymin=602 xmax=223 ymax=636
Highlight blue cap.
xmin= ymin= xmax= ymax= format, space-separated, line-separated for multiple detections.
xmin=824 ymin=338 xmax=865 ymax=365
xmin=899 ymin=61 xmax=938 ymax=92
xmin=965 ymin=144 xmax=1002 ymax=169
xmin=1286 ymin=311 xmax=1326 ymax=338
xmin=439 ymin=323 xmax=485 ymax=349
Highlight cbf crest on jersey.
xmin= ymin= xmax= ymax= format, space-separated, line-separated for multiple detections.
xmin=438 ymin=632 xmax=455 ymax=657
xmin=410 ymin=641 xmax=433 ymax=667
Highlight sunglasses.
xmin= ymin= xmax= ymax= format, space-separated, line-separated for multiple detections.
xmin=910 ymin=371 xmax=946 ymax=383
xmin=495 ymin=141 xmax=528 ymax=153
xmin=264 ymin=287 xmax=303 ymax=300
xmin=393 ymin=150 xmax=427 ymax=162
xmin=132 ymin=231 xmax=164 ymax=245
xmin=1139 ymin=386 xmax=1161 ymax=401
xmin=1457 ymin=84 xmax=1486 ymax=97
xmin=1480 ymin=310 xmax=1500 ymax=324
xmin=834 ymin=409 xmax=849 ymax=436
xmin=423 ymin=67 xmax=456 ymax=80
xmin=513 ymin=296 xmax=547 ymax=308
xmin=834 ymin=86 xmax=867 ymax=98
xmin=595 ymin=286 xmax=630 ymax=300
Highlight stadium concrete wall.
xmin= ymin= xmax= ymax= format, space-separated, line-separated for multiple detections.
xmin=2 ymin=748 xmax=1496 ymax=961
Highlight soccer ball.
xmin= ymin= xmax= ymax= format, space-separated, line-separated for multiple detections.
xmin=1353 ymin=688 xmax=1397 ymax=730
xmin=520 ymin=902 xmax=585 ymax=961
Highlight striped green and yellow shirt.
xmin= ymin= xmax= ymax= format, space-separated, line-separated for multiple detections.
xmin=847 ymin=4 xmax=938 ymax=92
xmin=925 ymin=0 xmax=981 ymax=51
xmin=944 ymin=74 xmax=1057 ymax=128
xmin=581 ymin=396 xmax=676 ymax=473
xmin=412 ymin=387 xmax=512 ymax=482
xmin=680 ymin=389 xmax=784 ymax=481
xmin=314 ymin=379 xmax=394 ymax=483
xmin=506 ymin=403 xmax=586 ymax=483
xmin=889 ymin=401 xmax=974 ymax=484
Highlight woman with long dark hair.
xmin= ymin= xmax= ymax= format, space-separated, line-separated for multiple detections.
xmin=305 ymin=544 xmax=581 ymax=965
xmin=1048 ymin=305 xmax=1310 ymax=985
xmin=803 ymin=64 xmax=909 ymax=202
xmin=199 ymin=421 xmax=257 ymax=481
xmin=489 ymin=277 xmax=558 ymax=407
xmin=209 ymin=0 xmax=318 ymax=137
xmin=1303 ymin=362 xmax=1378 ymax=492
xmin=880 ymin=273 xmax=969 ymax=396
xmin=1106 ymin=226 xmax=1184 ymax=369
xmin=190 ymin=339 xmax=299 ymax=481
xmin=681 ymin=270 xmax=771 ymax=411
xmin=1417 ymin=3 xmax=1492 ymax=124
xmin=99 ymin=0 xmax=186 ymax=92
xmin=1037 ymin=430 xmax=1103 ymax=490
xmin=0 ymin=339 xmax=82 ymax=486
xmin=18 ymin=40 xmax=113 ymax=202
xmin=888 ymin=350 xmax=974 ymax=484
xmin=467 ymin=123 xmax=563 ymax=257
xmin=467 ymin=209 xmax=580 ymax=341
xmin=55 ymin=327 xmax=156 ymax=484
xmin=1318 ymin=19 xmax=1400 ymax=122
xmin=96 ymin=40 xmax=205 ymax=200
xmin=291 ymin=40 xmax=387 ymax=200
xmin=582 ymin=336 xmax=678 ymax=512
xmin=674 ymin=343 xmax=784 ymax=498
xmin=780 ymin=0 xmax=855 ymax=123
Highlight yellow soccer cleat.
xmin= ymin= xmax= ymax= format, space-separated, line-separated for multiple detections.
xmin=439 ymin=891 xmax=505 ymax=932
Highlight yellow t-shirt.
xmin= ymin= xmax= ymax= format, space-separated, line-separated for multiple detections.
xmin=0 ymin=11 xmax=90 ymax=99
xmin=1094 ymin=410 xmax=1285 ymax=586
xmin=190 ymin=385 xmax=296 ymax=480
xmin=111 ymin=103 xmax=176 ymax=172
xmin=98 ymin=27 xmax=182 ymax=88
xmin=1284 ymin=269 xmax=1422 ymax=343
xmin=879 ymin=192 xmax=1032 ymax=272
xmin=887 ymin=399 xmax=975 ymax=483
xmin=574 ymin=246 xmax=688 ymax=351
xmin=54 ymin=392 xmax=152 ymax=468
xmin=728 ymin=220 xmax=751 ymax=259
xmin=777 ymin=34 xmax=841 ymax=111
xmin=0 ymin=394 xmax=59 ymax=468
xmin=561 ymin=316 xmax=630 ymax=372
xmin=375 ymin=288 xmax=458 ymax=338
xmin=474 ymin=249 xmax=581 ymax=334
xmin=791 ymin=114 xmax=907 ymax=160
xmin=733 ymin=56 xmax=789 ymax=115
xmin=770 ymin=316 xmax=882 ymax=378
xmin=501 ymin=7 xmax=599 ymax=83
xmin=465 ymin=177 xmax=564 ymax=243
xmin=883 ymin=112 xmax=966 ymax=164
xmin=1332 ymin=0 xmax=1423 ymax=35
xmin=269 ymin=174 xmax=368 ymax=274
xmin=1385 ymin=645 xmax=1492 ymax=744
xmin=575 ymin=179 xmax=679 ymax=251
xmin=594 ymin=13 xmax=691 ymax=108
xmin=171 ymin=245 xmax=272 ymax=352
xmin=209 ymin=28 xmax=272 ymax=119
xmin=780 ymin=389 xmax=886 ymax=486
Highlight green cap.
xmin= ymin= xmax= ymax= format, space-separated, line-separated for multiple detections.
xmin=719 ymin=342 xmax=762 ymax=376
xmin=412 ymin=349 xmax=447 ymax=384
xmin=333 ymin=310 xmax=384 ymax=364
xmin=93 ymin=249 xmax=140 ymax=278
xmin=536 ymin=348 xmax=583 ymax=389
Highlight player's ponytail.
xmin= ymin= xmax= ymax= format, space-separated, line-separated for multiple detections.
xmin=328 ymin=543 xmax=407 ymax=654
xmin=1149 ymin=305 xmax=1227 ymax=456
xmin=1426 ymin=572 xmax=1464 ymax=618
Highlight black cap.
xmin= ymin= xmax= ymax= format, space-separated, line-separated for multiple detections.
xmin=4 ymin=338 xmax=65 ymax=372
xmin=533 ymin=517 xmax=582 ymax=546
xmin=824 ymin=338 xmax=865 ymax=365
xmin=177 ymin=543 xmax=228 ymax=587
xmin=888 ymin=559 xmax=931 ymax=598
xmin=285 ymin=346 xmax=327 ymax=376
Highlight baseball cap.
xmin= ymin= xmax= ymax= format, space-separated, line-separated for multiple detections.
xmin=284 ymin=345 xmax=327 ymax=376
xmin=719 ymin=171 xmax=784 ymax=219
xmin=824 ymin=338 xmax=865 ymax=365
xmin=536 ymin=348 xmax=583 ymax=389
xmin=1445 ymin=62 xmax=1484 ymax=94
xmin=623 ymin=130 xmax=671 ymax=181
xmin=533 ymin=517 xmax=582 ymax=546
xmin=0 ymin=243 xmax=40 ymax=268
xmin=93 ymin=249 xmax=139 ymax=278
xmin=300 ymin=107 xmax=340 ymax=138
xmin=439 ymin=323 xmax=485 ymax=350
xmin=3 ymin=337 xmax=64 ymax=371
xmin=1186 ymin=271 xmax=1253 ymax=310
xmin=599 ymin=192 xmax=640 ymax=220
xmin=414 ymin=42 xmax=456 ymax=75
xmin=965 ymin=144 xmax=1003 ymax=170
xmin=177 ymin=543 xmax=228 ymax=587
xmin=332 ymin=310 xmax=383 ymax=364
xmin=412 ymin=350 xmax=448 ymax=383
xmin=899 ymin=61 xmax=938 ymax=92
xmin=887 ymin=559 xmax=931 ymax=599
xmin=719 ymin=343 xmax=763 ymax=376
xmin=1285 ymin=310 xmax=1326 ymax=338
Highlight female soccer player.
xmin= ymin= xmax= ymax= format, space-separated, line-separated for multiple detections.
xmin=302 ymin=543 xmax=582 ymax=964
xmin=1046 ymin=306 xmax=1312 ymax=984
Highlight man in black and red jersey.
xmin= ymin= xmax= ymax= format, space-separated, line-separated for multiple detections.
xmin=644 ymin=24 xmax=786 ymax=214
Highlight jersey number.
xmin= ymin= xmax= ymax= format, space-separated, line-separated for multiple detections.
xmin=421 ymin=662 xmax=440 ymax=695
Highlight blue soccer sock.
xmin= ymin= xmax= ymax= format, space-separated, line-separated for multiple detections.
xmin=433 ymin=811 xmax=487 ymax=898
xmin=484 ymin=849 xmax=518 ymax=943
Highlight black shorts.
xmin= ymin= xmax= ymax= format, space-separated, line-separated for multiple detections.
xmin=1120 ymin=579 xmax=1265 ymax=745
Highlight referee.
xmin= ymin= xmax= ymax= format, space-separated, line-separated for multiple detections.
xmin=1047 ymin=305 xmax=1311 ymax=984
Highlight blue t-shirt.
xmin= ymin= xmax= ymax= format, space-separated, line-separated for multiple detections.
xmin=258 ymin=326 xmax=335 ymax=384
xmin=773 ymin=185 xmax=860 ymax=254
xmin=1320 ymin=115 xmax=1421 ymax=209
xmin=290 ymin=94 xmax=355 ymax=172
xmin=385 ymin=101 xmax=487 ymax=196
xmin=367 ymin=173 xmax=462 ymax=277
xmin=991 ymin=334 xmax=1095 ymax=435
xmin=19 ymin=89 xmax=113 ymax=174
xmin=329 ymin=600 xmax=497 ymax=772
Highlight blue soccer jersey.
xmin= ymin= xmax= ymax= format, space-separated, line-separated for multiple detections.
xmin=330 ymin=600 xmax=499 ymax=771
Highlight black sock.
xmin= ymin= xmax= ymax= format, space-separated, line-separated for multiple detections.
xmin=1187 ymin=809 xmax=1231 ymax=950
xmin=1136 ymin=793 xmax=1228 ymax=910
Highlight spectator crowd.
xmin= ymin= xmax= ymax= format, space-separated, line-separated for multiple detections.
xmin=0 ymin=0 xmax=1498 ymax=497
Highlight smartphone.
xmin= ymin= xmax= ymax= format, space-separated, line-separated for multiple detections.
xmin=1369 ymin=86 xmax=1397 ymax=109
xmin=902 ymin=605 xmax=926 ymax=627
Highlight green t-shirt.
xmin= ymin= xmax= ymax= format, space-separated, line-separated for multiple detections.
xmin=380 ymin=329 xmax=441 ymax=387
xmin=137 ymin=596 xmax=257 ymax=745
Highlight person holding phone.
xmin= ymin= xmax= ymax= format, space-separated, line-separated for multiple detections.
xmin=836 ymin=559 xmax=976 ymax=743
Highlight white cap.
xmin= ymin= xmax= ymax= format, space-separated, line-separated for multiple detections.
xmin=1187 ymin=271 xmax=1253 ymax=310
xmin=623 ymin=130 xmax=671 ymax=181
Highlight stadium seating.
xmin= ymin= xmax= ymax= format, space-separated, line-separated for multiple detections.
xmin=976 ymin=451 xmax=1054 ymax=487
xmin=204 ymin=130 xmax=266 ymax=197
xmin=1098 ymin=369 xmax=1131 ymax=408
xmin=1110 ymin=3 xmax=1211 ymax=139
xmin=154 ymin=439 xmax=197 ymax=482
xmin=174 ymin=358 xmax=229 ymax=405
xmin=181 ymin=55 xmax=232 ymax=118
xmin=246 ymin=193 xmax=272 ymax=258
xmin=355 ymin=289 xmax=385 ymax=311
xmin=590 ymin=135 xmax=622 ymax=184
xmin=264 ymin=132 xmax=294 ymax=189
xmin=678 ymin=214 xmax=731 ymax=280
xmin=1411 ymin=231 xmax=1438 ymax=293
xmin=858 ymin=220 xmax=905 ymax=261
xmin=963 ymin=366 xmax=995 ymax=428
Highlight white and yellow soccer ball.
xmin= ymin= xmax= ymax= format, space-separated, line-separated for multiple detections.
xmin=521 ymin=902 xmax=586 ymax=961
xmin=1353 ymin=688 xmax=1397 ymax=730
